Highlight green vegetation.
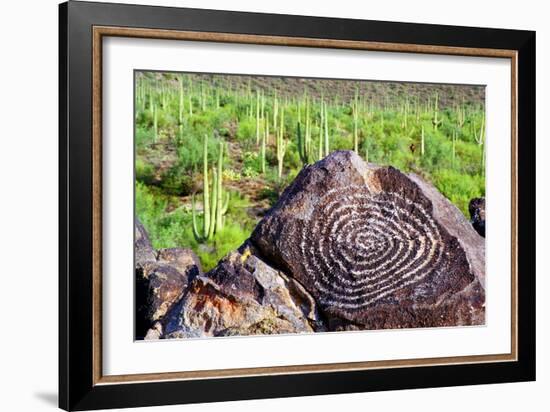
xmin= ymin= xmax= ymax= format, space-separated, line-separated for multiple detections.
xmin=135 ymin=72 xmax=486 ymax=271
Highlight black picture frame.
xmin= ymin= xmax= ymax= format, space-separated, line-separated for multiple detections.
xmin=59 ymin=1 xmax=536 ymax=410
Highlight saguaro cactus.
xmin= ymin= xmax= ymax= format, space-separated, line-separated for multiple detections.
xmin=474 ymin=114 xmax=486 ymax=173
xmin=353 ymin=89 xmax=359 ymax=153
xmin=297 ymin=98 xmax=312 ymax=165
xmin=324 ymin=101 xmax=330 ymax=157
xmin=261 ymin=116 xmax=268 ymax=174
xmin=474 ymin=114 xmax=485 ymax=146
xmin=214 ymin=140 xmax=229 ymax=231
xmin=179 ymin=75 xmax=185 ymax=125
xmin=192 ymin=135 xmax=211 ymax=241
xmin=401 ymin=98 xmax=409 ymax=130
xmin=255 ymin=90 xmax=261 ymax=145
xmin=432 ymin=93 xmax=442 ymax=130
xmin=452 ymin=130 xmax=457 ymax=167
xmin=421 ymin=125 xmax=425 ymax=156
xmin=153 ymin=103 xmax=158 ymax=143
xmin=318 ymin=102 xmax=324 ymax=161
xmin=276 ymin=108 xmax=287 ymax=179
xmin=188 ymin=78 xmax=193 ymax=117
xmin=192 ymin=136 xmax=229 ymax=242
xmin=456 ymin=99 xmax=466 ymax=129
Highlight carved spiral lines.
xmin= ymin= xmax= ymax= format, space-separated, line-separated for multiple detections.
xmin=299 ymin=185 xmax=444 ymax=310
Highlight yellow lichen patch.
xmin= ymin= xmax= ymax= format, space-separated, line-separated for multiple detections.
xmin=240 ymin=247 xmax=252 ymax=263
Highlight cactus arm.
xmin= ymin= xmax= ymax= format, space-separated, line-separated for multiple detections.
xmin=452 ymin=130 xmax=456 ymax=167
xmin=297 ymin=121 xmax=304 ymax=164
xmin=221 ymin=192 xmax=230 ymax=215
xmin=277 ymin=107 xmax=286 ymax=179
xmin=324 ymin=101 xmax=329 ymax=157
xmin=256 ymin=90 xmax=260 ymax=145
xmin=305 ymin=97 xmax=311 ymax=163
xmin=215 ymin=140 xmax=224 ymax=231
xmin=262 ymin=117 xmax=267 ymax=173
xmin=353 ymin=88 xmax=359 ymax=152
xmin=179 ymin=74 xmax=184 ymax=125
xmin=191 ymin=194 xmax=204 ymax=242
xmin=421 ymin=125 xmax=425 ymax=156
xmin=208 ymin=167 xmax=218 ymax=240
xmin=153 ymin=104 xmax=159 ymax=143
xmin=318 ymin=103 xmax=323 ymax=161
xmin=202 ymin=134 xmax=210 ymax=237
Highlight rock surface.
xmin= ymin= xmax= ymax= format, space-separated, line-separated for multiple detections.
xmin=162 ymin=243 xmax=322 ymax=338
xmin=135 ymin=219 xmax=203 ymax=339
xmin=251 ymin=150 xmax=485 ymax=329
xmin=469 ymin=197 xmax=486 ymax=237
xmin=135 ymin=219 xmax=156 ymax=269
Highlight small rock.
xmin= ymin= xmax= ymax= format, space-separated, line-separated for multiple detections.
xmin=469 ymin=197 xmax=486 ymax=237
xmin=135 ymin=218 xmax=156 ymax=269
xmin=136 ymin=262 xmax=188 ymax=339
xmin=157 ymin=248 xmax=202 ymax=279
xmin=144 ymin=322 xmax=163 ymax=340
xmin=135 ymin=221 xmax=202 ymax=339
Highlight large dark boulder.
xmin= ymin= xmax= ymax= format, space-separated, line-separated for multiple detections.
xmin=251 ymin=151 xmax=485 ymax=329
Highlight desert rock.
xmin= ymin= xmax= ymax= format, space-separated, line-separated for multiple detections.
xmin=162 ymin=243 xmax=322 ymax=339
xmin=135 ymin=219 xmax=203 ymax=339
xmin=251 ymin=150 xmax=485 ymax=329
xmin=468 ymin=197 xmax=486 ymax=237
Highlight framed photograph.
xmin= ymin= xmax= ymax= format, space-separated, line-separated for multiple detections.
xmin=59 ymin=1 xmax=536 ymax=410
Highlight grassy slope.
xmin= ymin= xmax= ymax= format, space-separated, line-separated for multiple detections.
xmin=135 ymin=72 xmax=485 ymax=271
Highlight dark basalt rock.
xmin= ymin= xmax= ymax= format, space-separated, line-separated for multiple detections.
xmin=469 ymin=197 xmax=486 ymax=237
xmin=251 ymin=150 xmax=485 ymax=329
xmin=136 ymin=261 xmax=191 ymax=339
xmin=135 ymin=219 xmax=203 ymax=339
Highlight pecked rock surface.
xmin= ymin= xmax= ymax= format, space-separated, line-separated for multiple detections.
xmin=251 ymin=150 xmax=485 ymax=329
xmin=162 ymin=242 xmax=323 ymax=339
xmin=135 ymin=219 xmax=203 ymax=339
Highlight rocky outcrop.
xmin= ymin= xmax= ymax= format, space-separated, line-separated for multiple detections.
xmin=136 ymin=151 xmax=486 ymax=339
xmin=251 ymin=150 xmax=485 ymax=329
xmin=135 ymin=219 xmax=203 ymax=339
xmin=469 ymin=197 xmax=486 ymax=237
xmin=162 ymin=243 xmax=323 ymax=339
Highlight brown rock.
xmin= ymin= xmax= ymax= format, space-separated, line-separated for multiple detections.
xmin=157 ymin=248 xmax=202 ymax=279
xmin=135 ymin=221 xmax=203 ymax=339
xmin=251 ymin=150 xmax=485 ymax=330
xmin=135 ymin=218 xmax=156 ymax=269
xmin=163 ymin=243 xmax=322 ymax=339
xmin=136 ymin=262 xmax=189 ymax=339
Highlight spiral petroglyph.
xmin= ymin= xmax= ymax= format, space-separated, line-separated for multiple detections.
xmin=299 ymin=186 xmax=444 ymax=310
xmin=251 ymin=151 xmax=485 ymax=328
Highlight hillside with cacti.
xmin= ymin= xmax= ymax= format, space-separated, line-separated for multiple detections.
xmin=135 ymin=71 xmax=486 ymax=271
